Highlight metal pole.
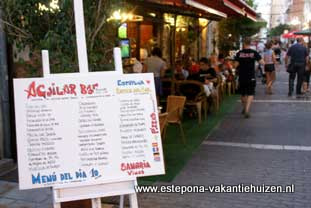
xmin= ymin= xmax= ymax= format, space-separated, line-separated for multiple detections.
xmin=0 ymin=9 xmax=12 ymax=158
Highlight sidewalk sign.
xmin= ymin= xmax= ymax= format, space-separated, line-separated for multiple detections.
xmin=13 ymin=1 xmax=165 ymax=208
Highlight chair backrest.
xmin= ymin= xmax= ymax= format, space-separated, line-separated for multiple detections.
xmin=166 ymin=95 xmax=186 ymax=117
xmin=215 ymin=74 xmax=223 ymax=87
xmin=176 ymin=80 xmax=205 ymax=101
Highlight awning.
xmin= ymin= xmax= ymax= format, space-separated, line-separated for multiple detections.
xmin=127 ymin=0 xmax=257 ymax=21
xmin=184 ymin=0 xmax=227 ymax=18
xmin=127 ymin=0 xmax=225 ymax=21
xmin=185 ymin=0 xmax=257 ymax=21
xmin=282 ymin=30 xmax=303 ymax=39
xmin=227 ymin=0 xmax=257 ymax=21
xmin=294 ymin=29 xmax=311 ymax=36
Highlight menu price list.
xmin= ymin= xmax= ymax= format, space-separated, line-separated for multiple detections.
xmin=119 ymin=98 xmax=149 ymax=160
xmin=78 ymin=101 xmax=109 ymax=168
xmin=25 ymin=104 xmax=61 ymax=172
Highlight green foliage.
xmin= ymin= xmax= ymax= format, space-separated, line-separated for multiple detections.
xmin=268 ymin=24 xmax=292 ymax=37
xmin=217 ymin=17 xmax=266 ymax=55
xmin=245 ymin=0 xmax=256 ymax=8
xmin=0 ymin=0 xmax=126 ymax=75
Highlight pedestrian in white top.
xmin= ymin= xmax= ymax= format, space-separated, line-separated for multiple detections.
xmin=263 ymin=41 xmax=277 ymax=94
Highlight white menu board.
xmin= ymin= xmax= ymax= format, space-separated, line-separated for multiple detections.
xmin=14 ymin=73 xmax=165 ymax=190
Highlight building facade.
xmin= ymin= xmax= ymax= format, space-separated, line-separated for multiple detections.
xmin=270 ymin=0 xmax=291 ymax=28
xmin=286 ymin=0 xmax=311 ymax=30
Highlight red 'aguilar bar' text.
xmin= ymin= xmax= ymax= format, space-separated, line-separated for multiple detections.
xmin=24 ymin=81 xmax=99 ymax=98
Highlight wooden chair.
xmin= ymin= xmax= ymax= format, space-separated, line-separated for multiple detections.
xmin=176 ymin=80 xmax=208 ymax=124
xmin=159 ymin=112 xmax=168 ymax=139
xmin=162 ymin=96 xmax=186 ymax=144
xmin=226 ymin=81 xmax=232 ymax=96
xmin=210 ymin=75 xmax=222 ymax=112
xmin=218 ymin=75 xmax=226 ymax=101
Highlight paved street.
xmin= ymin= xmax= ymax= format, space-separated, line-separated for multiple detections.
xmin=137 ymin=68 xmax=311 ymax=208
xmin=1 ymin=67 xmax=311 ymax=207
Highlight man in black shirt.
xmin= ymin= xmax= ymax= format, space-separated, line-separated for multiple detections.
xmin=235 ymin=38 xmax=264 ymax=118
xmin=198 ymin=57 xmax=218 ymax=97
xmin=285 ymin=38 xmax=309 ymax=97
xmin=198 ymin=58 xmax=217 ymax=83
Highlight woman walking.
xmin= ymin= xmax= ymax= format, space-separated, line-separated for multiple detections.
xmin=263 ymin=42 xmax=277 ymax=94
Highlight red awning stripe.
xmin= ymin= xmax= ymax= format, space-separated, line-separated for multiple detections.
xmin=185 ymin=0 xmax=227 ymax=18
xmin=223 ymin=0 xmax=244 ymax=15
xmin=223 ymin=0 xmax=257 ymax=21
xmin=233 ymin=0 xmax=257 ymax=19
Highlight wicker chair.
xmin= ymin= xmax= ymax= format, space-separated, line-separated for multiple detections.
xmin=162 ymin=96 xmax=186 ymax=143
xmin=159 ymin=112 xmax=168 ymax=140
xmin=176 ymin=80 xmax=208 ymax=124
xmin=210 ymin=75 xmax=222 ymax=112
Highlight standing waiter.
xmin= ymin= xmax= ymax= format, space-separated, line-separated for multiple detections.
xmin=285 ymin=37 xmax=309 ymax=97
xmin=235 ymin=38 xmax=264 ymax=118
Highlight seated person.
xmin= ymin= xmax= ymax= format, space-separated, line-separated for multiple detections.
xmin=218 ymin=64 xmax=227 ymax=83
xmin=220 ymin=59 xmax=235 ymax=83
xmin=174 ymin=60 xmax=189 ymax=80
xmin=198 ymin=57 xmax=218 ymax=97
xmin=224 ymin=58 xmax=235 ymax=81
xmin=187 ymin=60 xmax=200 ymax=80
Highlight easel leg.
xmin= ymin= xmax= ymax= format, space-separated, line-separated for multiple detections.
xmin=129 ymin=193 xmax=139 ymax=208
xmin=120 ymin=195 xmax=125 ymax=208
xmin=54 ymin=203 xmax=61 ymax=208
xmin=91 ymin=198 xmax=101 ymax=208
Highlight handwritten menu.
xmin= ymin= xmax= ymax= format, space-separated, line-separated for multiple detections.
xmin=26 ymin=104 xmax=61 ymax=172
xmin=14 ymin=74 xmax=165 ymax=190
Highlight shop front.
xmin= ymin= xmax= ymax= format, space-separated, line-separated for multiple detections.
xmin=111 ymin=0 xmax=257 ymax=73
xmin=112 ymin=0 xmax=224 ymax=72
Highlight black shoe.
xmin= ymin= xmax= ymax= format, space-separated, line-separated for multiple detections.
xmin=244 ymin=112 xmax=250 ymax=119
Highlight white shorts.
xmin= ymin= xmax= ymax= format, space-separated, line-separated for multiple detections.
xmin=203 ymin=83 xmax=215 ymax=97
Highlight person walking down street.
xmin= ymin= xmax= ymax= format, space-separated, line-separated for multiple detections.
xmin=302 ymin=42 xmax=311 ymax=93
xmin=285 ymin=38 xmax=309 ymax=98
xmin=273 ymin=40 xmax=282 ymax=64
xmin=263 ymin=41 xmax=277 ymax=94
xmin=235 ymin=38 xmax=264 ymax=119
xmin=143 ymin=47 xmax=167 ymax=104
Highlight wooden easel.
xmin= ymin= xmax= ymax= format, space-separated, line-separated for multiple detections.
xmin=40 ymin=0 xmax=139 ymax=207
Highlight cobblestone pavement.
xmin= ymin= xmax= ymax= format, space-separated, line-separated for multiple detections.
xmin=1 ymin=68 xmax=311 ymax=208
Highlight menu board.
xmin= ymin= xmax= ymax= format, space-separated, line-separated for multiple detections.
xmin=14 ymin=73 xmax=165 ymax=190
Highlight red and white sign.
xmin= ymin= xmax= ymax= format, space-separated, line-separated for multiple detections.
xmin=14 ymin=73 xmax=165 ymax=190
